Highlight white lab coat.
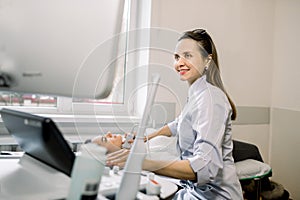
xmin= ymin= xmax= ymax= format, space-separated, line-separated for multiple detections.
xmin=168 ymin=75 xmax=243 ymax=200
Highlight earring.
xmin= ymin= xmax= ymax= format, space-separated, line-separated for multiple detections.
xmin=201 ymin=66 xmax=208 ymax=76
xmin=204 ymin=66 xmax=208 ymax=72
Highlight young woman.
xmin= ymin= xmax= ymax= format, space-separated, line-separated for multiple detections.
xmin=105 ymin=29 xmax=243 ymax=199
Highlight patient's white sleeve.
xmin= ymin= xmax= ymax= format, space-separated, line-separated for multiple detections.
xmin=145 ymin=135 xmax=180 ymax=161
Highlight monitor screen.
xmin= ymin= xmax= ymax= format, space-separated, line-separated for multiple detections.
xmin=0 ymin=108 xmax=75 ymax=176
xmin=0 ymin=0 xmax=125 ymax=99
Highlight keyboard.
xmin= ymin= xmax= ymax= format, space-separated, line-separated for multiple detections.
xmin=99 ymin=168 xmax=149 ymax=197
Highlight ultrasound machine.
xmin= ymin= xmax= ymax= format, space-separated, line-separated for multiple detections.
xmin=0 ymin=101 xmax=177 ymax=200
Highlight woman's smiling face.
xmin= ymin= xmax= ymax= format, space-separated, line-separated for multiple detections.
xmin=174 ymin=38 xmax=207 ymax=85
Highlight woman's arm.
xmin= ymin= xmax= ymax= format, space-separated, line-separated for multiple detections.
xmin=143 ymin=159 xmax=196 ymax=181
xmin=106 ymin=149 xmax=195 ymax=180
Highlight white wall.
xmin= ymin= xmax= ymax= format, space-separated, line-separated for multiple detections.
xmin=272 ymin=0 xmax=300 ymax=111
xmin=270 ymin=0 xmax=300 ymax=198
xmin=150 ymin=0 xmax=274 ymax=107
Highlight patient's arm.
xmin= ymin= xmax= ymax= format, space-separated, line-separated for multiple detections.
xmin=146 ymin=125 xmax=172 ymax=141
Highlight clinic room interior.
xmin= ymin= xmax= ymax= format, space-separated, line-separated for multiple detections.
xmin=0 ymin=0 xmax=299 ymax=199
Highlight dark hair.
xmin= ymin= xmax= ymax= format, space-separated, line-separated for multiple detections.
xmin=178 ymin=29 xmax=237 ymax=120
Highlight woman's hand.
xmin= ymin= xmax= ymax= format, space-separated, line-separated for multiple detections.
xmin=106 ymin=148 xmax=130 ymax=168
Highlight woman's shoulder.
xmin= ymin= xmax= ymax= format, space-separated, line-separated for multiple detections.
xmin=192 ymin=82 xmax=227 ymax=101
xmin=190 ymin=83 xmax=231 ymax=113
xmin=206 ymin=82 xmax=229 ymax=101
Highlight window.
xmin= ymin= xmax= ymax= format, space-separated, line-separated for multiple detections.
xmin=0 ymin=92 xmax=57 ymax=107
xmin=0 ymin=0 xmax=132 ymax=115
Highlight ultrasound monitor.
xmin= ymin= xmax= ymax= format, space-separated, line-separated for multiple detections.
xmin=0 ymin=0 xmax=125 ymax=98
xmin=0 ymin=108 xmax=75 ymax=176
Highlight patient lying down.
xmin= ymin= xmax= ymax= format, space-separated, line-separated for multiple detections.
xmin=91 ymin=131 xmax=180 ymax=161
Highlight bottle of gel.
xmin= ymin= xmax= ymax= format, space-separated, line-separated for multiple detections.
xmin=67 ymin=143 xmax=106 ymax=200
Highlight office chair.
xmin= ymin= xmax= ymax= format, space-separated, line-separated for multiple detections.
xmin=233 ymin=140 xmax=272 ymax=200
